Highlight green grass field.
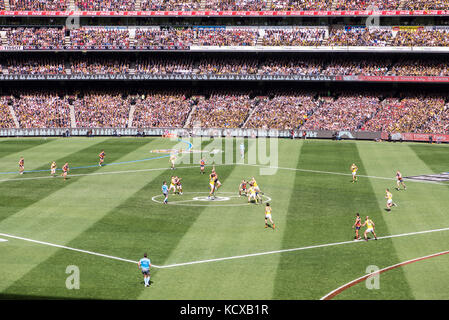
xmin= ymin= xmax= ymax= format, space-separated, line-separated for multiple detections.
xmin=0 ymin=137 xmax=448 ymax=300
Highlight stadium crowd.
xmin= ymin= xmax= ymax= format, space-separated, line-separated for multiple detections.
xmin=3 ymin=56 xmax=449 ymax=77
xmin=3 ymin=26 xmax=449 ymax=48
xmin=1 ymin=90 xmax=447 ymax=134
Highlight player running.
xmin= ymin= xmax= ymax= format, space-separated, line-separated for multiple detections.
xmin=169 ymin=153 xmax=176 ymax=170
xmin=239 ymin=180 xmax=247 ymax=196
xmin=200 ymin=158 xmax=205 ymax=174
xmin=385 ymin=188 xmax=397 ymax=211
xmin=99 ymin=150 xmax=105 ymax=167
xmin=350 ymin=163 xmax=358 ymax=183
xmin=248 ymin=185 xmax=257 ymax=203
xmin=168 ymin=176 xmax=177 ymax=194
xmin=61 ymin=162 xmax=69 ymax=180
xmin=264 ymin=203 xmax=275 ymax=229
xmin=176 ymin=177 xmax=183 ymax=195
xmin=396 ymin=171 xmax=406 ymax=191
xmin=352 ymin=213 xmax=362 ymax=240
xmin=208 ymin=171 xmax=217 ymax=200
xmin=211 ymin=167 xmax=222 ymax=190
xmin=362 ymin=216 xmax=377 ymax=241
xmin=50 ymin=161 xmax=57 ymax=177
xmin=18 ymin=157 xmax=24 ymax=175
xmin=162 ymin=181 xmax=169 ymax=204
xmin=138 ymin=253 xmax=152 ymax=287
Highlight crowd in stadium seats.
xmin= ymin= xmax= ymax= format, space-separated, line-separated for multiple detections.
xmin=196 ymin=29 xmax=259 ymax=46
xmin=134 ymin=28 xmax=195 ymax=47
xmin=73 ymin=92 xmax=131 ymax=127
xmin=69 ymin=28 xmax=130 ymax=49
xmin=205 ymin=0 xmax=267 ymax=11
xmin=132 ymin=92 xmax=194 ymax=127
xmin=3 ymin=56 xmax=449 ymax=77
xmin=4 ymin=27 xmax=65 ymax=50
xmin=244 ymin=93 xmax=318 ymax=129
xmin=140 ymin=0 xmax=201 ymax=10
xmin=6 ymin=0 xmax=449 ymax=11
xmin=1 ymin=90 xmax=447 ymax=134
xmin=3 ymin=27 xmax=449 ymax=48
xmin=12 ymin=93 xmax=71 ymax=128
xmin=0 ymin=98 xmax=16 ymax=128
xmin=301 ymin=93 xmax=379 ymax=131
xmin=74 ymin=0 xmax=135 ymax=11
xmin=189 ymin=93 xmax=253 ymax=128
xmin=9 ymin=0 xmax=68 ymax=10
xmin=262 ymin=29 xmax=326 ymax=46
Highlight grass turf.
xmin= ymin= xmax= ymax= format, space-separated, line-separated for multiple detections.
xmin=0 ymin=137 xmax=448 ymax=299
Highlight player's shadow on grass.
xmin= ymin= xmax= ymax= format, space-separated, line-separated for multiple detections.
xmin=384 ymin=208 xmax=391 ymax=212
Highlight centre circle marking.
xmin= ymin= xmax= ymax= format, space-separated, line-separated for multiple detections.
xmin=151 ymin=192 xmax=271 ymax=207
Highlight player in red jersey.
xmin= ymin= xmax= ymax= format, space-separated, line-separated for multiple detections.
xmin=18 ymin=157 xmax=25 ymax=175
xmin=239 ymin=180 xmax=247 ymax=196
xmin=352 ymin=213 xmax=362 ymax=240
xmin=61 ymin=162 xmax=69 ymax=180
xmin=99 ymin=150 xmax=105 ymax=167
xmin=200 ymin=158 xmax=205 ymax=174
xmin=396 ymin=171 xmax=406 ymax=191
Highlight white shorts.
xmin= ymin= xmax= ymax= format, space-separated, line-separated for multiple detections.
xmin=51 ymin=169 xmax=56 ymax=174
xmin=366 ymin=227 xmax=374 ymax=233
xmin=352 ymin=171 xmax=356 ymax=176
xmin=249 ymin=193 xmax=256 ymax=199
xmin=265 ymin=214 xmax=272 ymax=219
xmin=387 ymin=199 xmax=393 ymax=205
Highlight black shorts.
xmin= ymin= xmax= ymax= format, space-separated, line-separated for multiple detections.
xmin=141 ymin=269 xmax=150 ymax=275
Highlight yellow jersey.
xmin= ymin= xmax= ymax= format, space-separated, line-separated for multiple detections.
xmin=386 ymin=192 xmax=392 ymax=200
xmin=366 ymin=220 xmax=374 ymax=229
xmin=265 ymin=207 xmax=272 ymax=215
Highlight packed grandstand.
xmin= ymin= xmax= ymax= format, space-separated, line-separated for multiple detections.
xmin=0 ymin=0 xmax=448 ymax=141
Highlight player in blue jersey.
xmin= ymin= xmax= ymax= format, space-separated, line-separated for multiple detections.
xmin=138 ymin=253 xmax=152 ymax=287
xmin=162 ymin=181 xmax=168 ymax=204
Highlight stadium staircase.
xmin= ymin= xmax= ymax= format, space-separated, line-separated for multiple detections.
xmin=398 ymin=0 xmax=406 ymax=9
xmin=0 ymin=30 xmax=7 ymax=45
xmin=241 ymin=99 xmax=261 ymax=128
xmin=8 ymin=105 xmax=20 ymax=128
xmin=331 ymin=0 xmax=338 ymax=10
xmin=200 ymin=0 xmax=207 ymax=10
xmin=69 ymin=0 xmax=75 ymax=10
xmin=64 ymin=35 xmax=71 ymax=47
xmin=265 ymin=0 xmax=273 ymax=10
xmin=128 ymin=27 xmax=136 ymax=48
xmin=183 ymin=104 xmax=197 ymax=128
xmin=69 ymin=105 xmax=76 ymax=128
xmin=256 ymin=29 xmax=265 ymax=46
xmin=4 ymin=0 xmax=10 ymax=10
xmin=135 ymin=0 xmax=142 ymax=10
xmin=127 ymin=104 xmax=136 ymax=128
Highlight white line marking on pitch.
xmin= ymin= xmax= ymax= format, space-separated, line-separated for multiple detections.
xmin=320 ymin=249 xmax=449 ymax=300
xmin=1 ymin=226 xmax=448 ymax=270
xmin=0 ymin=238 xmax=8 ymax=242
xmin=242 ymin=164 xmax=449 ymax=186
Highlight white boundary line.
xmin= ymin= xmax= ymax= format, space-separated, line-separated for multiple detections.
xmin=0 ymin=238 xmax=8 ymax=242
xmin=242 ymin=164 xmax=449 ymax=186
xmin=320 ymin=249 xmax=449 ymax=300
xmin=1 ymin=162 xmax=448 ymax=187
xmin=1 ymin=226 xmax=449 ymax=270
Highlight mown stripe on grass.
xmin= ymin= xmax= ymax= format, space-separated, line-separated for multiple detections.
xmin=0 ymin=139 xmax=51 ymax=163
xmin=0 ymin=138 xmax=148 ymax=225
xmin=0 ymin=138 xmax=161 ymax=294
xmin=0 ymin=138 xmax=219 ymax=299
xmin=354 ymin=141 xmax=449 ymax=299
xmin=273 ymin=140 xmax=412 ymax=299
xmin=137 ymin=138 xmax=253 ymax=300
